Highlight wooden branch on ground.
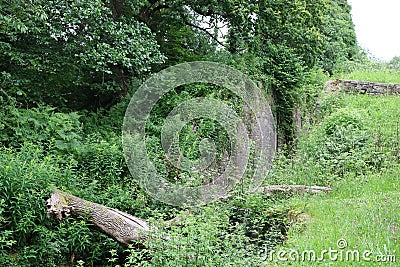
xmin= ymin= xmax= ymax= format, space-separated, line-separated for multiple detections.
xmin=46 ymin=190 xmax=150 ymax=246
xmin=260 ymin=185 xmax=331 ymax=195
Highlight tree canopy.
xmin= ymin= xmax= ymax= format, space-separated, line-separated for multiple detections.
xmin=1 ymin=0 xmax=358 ymax=144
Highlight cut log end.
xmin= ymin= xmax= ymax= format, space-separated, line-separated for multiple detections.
xmin=46 ymin=190 xmax=73 ymax=220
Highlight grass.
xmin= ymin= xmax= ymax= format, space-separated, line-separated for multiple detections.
xmin=278 ymin=169 xmax=399 ymax=266
xmin=343 ymin=95 xmax=400 ymax=140
xmin=340 ymin=68 xmax=400 ymax=84
xmin=264 ymin=94 xmax=400 ymax=266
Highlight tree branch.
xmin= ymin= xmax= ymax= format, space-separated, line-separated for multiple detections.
xmin=184 ymin=21 xmax=228 ymax=49
xmin=139 ymin=0 xmax=170 ymax=23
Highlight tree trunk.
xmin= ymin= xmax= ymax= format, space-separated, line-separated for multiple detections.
xmin=46 ymin=190 xmax=150 ymax=246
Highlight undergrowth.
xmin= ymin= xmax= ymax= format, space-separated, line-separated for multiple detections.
xmin=266 ymin=92 xmax=400 ymax=266
xmin=1 ymin=62 xmax=399 ymax=266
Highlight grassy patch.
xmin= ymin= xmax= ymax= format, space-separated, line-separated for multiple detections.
xmin=275 ymin=169 xmax=400 ymax=266
xmin=266 ymin=94 xmax=400 ymax=266
xmin=340 ymin=68 xmax=400 ymax=84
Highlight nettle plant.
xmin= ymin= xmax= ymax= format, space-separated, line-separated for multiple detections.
xmin=0 ymin=103 xmax=82 ymax=152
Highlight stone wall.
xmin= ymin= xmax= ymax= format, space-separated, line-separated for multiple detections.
xmin=324 ymin=79 xmax=400 ymax=95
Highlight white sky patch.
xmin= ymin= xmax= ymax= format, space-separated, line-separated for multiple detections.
xmin=348 ymin=0 xmax=400 ymax=61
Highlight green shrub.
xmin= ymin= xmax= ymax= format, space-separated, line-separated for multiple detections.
xmin=72 ymin=136 xmax=127 ymax=189
xmin=300 ymin=67 xmax=330 ymax=121
xmin=299 ymin=107 xmax=385 ymax=176
xmin=312 ymin=91 xmax=346 ymax=124
xmin=0 ymin=105 xmax=82 ymax=152
xmin=119 ymin=195 xmax=292 ymax=267
xmin=0 ymin=145 xmax=119 ymax=266
xmin=321 ymin=107 xmax=364 ymax=136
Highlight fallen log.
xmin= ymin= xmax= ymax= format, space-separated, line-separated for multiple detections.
xmin=46 ymin=190 xmax=150 ymax=246
xmin=46 ymin=185 xmax=331 ymax=246
xmin=260 ymin=185 xmax=331 ymax=194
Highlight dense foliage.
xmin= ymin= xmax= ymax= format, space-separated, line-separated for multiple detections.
xmin=0 ymin=0 xmax=381 ymax=266
xmin=1 ymin=0 xmax=165 ymax=108
xmin=1 ymin=0 xmax=358 ymax=142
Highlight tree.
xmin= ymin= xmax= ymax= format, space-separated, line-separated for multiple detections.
xmin=316 ymin=0 xmax=358 ymax=74
xmin=254 ymin=0 xmax=357 ymax=146
xmin=0 ymin=0 xmax=164 ymax=109
xmin=388 ymin=56 xmax=400 ymax=69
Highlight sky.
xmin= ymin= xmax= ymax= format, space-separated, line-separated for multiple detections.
xmin=348 ymin=0 xmax=400 ymax=61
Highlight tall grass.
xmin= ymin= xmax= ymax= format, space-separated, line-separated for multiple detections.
xmin=343 ymin=68 xmax=400 ymax=83
xmin=336 ymin=61 xmax=400 ymax=83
